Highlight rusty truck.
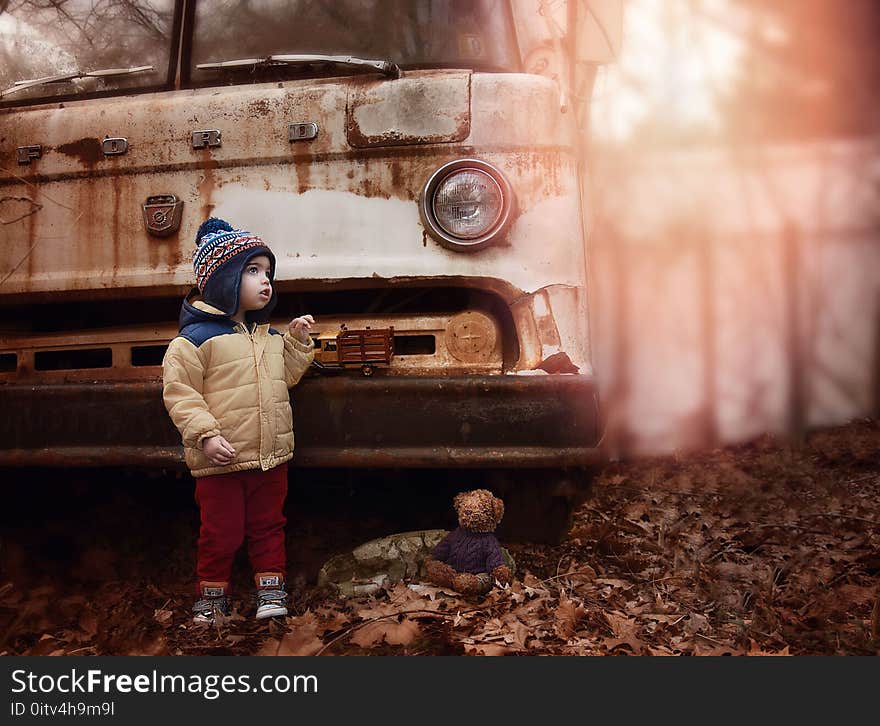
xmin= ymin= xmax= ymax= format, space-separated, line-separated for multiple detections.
xmin=0 ymin=0 xmax=622 ymax=541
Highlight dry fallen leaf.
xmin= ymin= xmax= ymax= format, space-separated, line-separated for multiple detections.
xmin=258 ymin=613 xmax=325 ymax=656
xmin=26 ymin=634 xmax=59 ymax=656
xmin=503 ymin=617 xmax=530 ymax=650
xmin=595 ymin=578 xmax=631 ymax=589
xmin=350 ymin=617 xmax=421 ymax=648
xmin=153 ymin=609 xmax=173 ymax=627
xmin=684 ymin=612 xmax=709 ymax=635
xmin=258 ymin=630 xmax=324 ymax=657
xmin=554 ymin=592 xmax=586 ymax=640
xmin=601 ymin=611 xmax=645 ymax=654
xmin=522 ymin=573 xmax=550 ymax=599
xmin=747 ymin=639 xmax=791 ymax=656
xmin=405 ymin=584 xmax=446 ymax=601
xmin=311 ymin=605 xmax=353 ymax=634
xmin=465 ymin=643 xmax=515 ymax=656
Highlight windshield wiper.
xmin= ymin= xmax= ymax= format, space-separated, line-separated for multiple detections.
xmin=0 ymin=65 xmax=154 ymax=99
xmin=196 ymin=54 xmax=400 ymax=79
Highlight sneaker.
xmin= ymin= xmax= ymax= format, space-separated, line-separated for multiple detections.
xmin=192 ymin=582 xmax=231 ymax=625
xmin=255 ymin=572 xmax=288 ymax=620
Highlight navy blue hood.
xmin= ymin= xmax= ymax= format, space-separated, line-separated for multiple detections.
xmin=178 ymin=285 xmax=277 ymax=332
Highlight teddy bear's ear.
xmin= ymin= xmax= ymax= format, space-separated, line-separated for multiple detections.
xmin=453 ymin=491 xmax=467 ymax=514
xmin=493 ymin=496 xmax=505 ymax=524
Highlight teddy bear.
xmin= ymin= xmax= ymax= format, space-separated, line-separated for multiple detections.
xmin=423 ymin=489 xmax=512 ymax=595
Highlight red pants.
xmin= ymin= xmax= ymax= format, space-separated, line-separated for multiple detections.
xmin=194 ymin=463 xmax=288 ymax=592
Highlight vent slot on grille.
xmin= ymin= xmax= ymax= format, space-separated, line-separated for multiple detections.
xmin=132 ymin=345 xmax=168 ymax=367
xmin=35 ymin=348 xmax=112 ymax=370
xmin=393 ymin=335 xmax=436 ymax=355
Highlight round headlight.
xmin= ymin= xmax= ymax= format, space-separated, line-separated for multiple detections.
xmin=433 ymin=169 xmax=503 ymax=239
xmin=420 ymin=159 xmax=515 ymax=252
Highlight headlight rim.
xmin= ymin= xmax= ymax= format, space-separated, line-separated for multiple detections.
xmin=419 ymin=158 xmax=515 ymax=252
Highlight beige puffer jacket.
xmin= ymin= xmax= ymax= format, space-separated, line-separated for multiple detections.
xmin=162 ymin=300 xmax=314 ymax=478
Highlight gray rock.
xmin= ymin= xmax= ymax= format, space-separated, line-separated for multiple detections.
xmin=317 ymin=529 xmax=516 ymax=597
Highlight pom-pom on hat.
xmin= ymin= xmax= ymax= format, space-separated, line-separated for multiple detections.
xmin=192 ymin=217 xmax=277 ymax=319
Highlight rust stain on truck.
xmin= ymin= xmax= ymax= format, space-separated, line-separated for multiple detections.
xmin=56 ymin=137 xmax=104 ymax=166
xmin=197 ymin=155 xmax=219 ymax=221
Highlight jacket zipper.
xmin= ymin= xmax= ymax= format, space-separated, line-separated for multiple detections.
xmin=245 ymin=323 xmax=270 ymax=469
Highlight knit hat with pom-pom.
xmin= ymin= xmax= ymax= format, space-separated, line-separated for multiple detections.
xmin=192 ymin=217 xmax=277 ymax=318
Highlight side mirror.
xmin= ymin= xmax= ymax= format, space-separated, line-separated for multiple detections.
xmin=512 ymin=0 xmax=623 ymax=122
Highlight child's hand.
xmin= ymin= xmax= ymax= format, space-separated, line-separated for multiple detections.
xmin=289 ymin=314 xmax=315 ymax=344
xmin=203 ymin=435 xmax=236 ymax=466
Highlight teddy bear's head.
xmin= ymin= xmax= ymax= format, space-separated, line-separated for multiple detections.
xmin=453 ymin=489 xmax=504 ymax=533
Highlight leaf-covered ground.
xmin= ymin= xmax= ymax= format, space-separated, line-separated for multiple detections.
xmin=1 ymin=419 xmax=878 ymax=655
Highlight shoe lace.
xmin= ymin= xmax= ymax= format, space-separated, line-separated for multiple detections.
xmin=194 ymin=596 xmax=229 ymax=615
xmin=257 ymin=589 xmax=287 ymax=606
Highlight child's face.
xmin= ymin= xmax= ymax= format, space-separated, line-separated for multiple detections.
xmin=238 ymin=255 xmax=273 ymax=313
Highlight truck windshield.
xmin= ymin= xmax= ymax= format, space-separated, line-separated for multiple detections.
xmin=0 ymin=0 xmax=175 ymax=106
xmin=191 ymin=0 xmax=520 ymax=83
